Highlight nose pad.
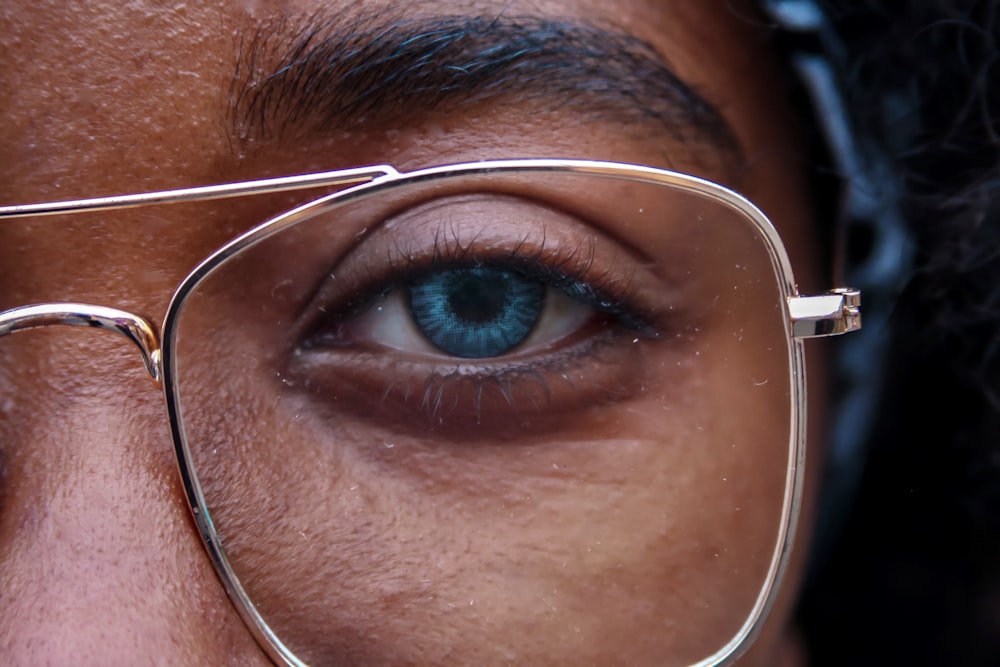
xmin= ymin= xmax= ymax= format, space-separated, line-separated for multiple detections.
xmin=0 ymin=331 xmax=270 ymax=665
xmin=0 ymin=303 xmax=163 ymax=381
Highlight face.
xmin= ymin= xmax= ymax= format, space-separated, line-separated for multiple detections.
xmin=0 ymin=1 xmax=825 ymax=665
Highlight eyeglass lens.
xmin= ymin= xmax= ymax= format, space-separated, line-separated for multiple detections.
xmin=169 ymin=170 xmax=794 ymax=666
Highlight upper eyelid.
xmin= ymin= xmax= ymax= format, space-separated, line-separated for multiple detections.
xmin=290 ymin=194 xmax=664 ymax=328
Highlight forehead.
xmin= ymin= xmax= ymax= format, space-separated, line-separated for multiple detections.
xmin=0 ymin=1 xmax=779 ymax=191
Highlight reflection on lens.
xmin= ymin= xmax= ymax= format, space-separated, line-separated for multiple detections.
xmin=168 ymin=165 xmax=797 ymax=667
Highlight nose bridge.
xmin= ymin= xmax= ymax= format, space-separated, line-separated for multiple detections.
xmin=0 ymin=303 xmax=162 ymax=382
xmin=0 ymin=396 xmax=180 ymax=657
xmin=0 ymin=327 xmax=269 ymax=665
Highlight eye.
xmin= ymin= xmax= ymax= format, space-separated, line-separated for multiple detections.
xmin=329 ymin=261 xmax=631 ymax=360
xmin=406 ymin=267 xmax=548 ymax=358
xmin=290 ymin=194 xmax=678 ymax=432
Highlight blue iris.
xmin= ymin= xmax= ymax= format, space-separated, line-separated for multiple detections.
xmin=408 ymin=267 xmax=544 ymax=358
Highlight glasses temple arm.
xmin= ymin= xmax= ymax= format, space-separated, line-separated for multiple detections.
xmin=0 ymin=165 xmax=398 ymax=219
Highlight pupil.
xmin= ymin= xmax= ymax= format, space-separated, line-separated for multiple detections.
xmin=447 ymin=273 xmax=509 ymax=324
xmin=408 ymin=267 xmax=544 ymax=358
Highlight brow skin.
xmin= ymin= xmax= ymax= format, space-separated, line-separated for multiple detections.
xmin=228 ymin=11 xmax=741 ymax=157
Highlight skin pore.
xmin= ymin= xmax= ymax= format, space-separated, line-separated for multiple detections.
xmin=0 ymin=1 xmax=824 ymax=665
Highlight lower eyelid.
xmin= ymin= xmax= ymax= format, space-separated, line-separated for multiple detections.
xmin=286 ymin=324 xmax=692 ymax=437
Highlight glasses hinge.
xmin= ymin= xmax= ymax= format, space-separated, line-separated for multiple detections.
xmin=789 ymin=288 xmax=861 ymax=338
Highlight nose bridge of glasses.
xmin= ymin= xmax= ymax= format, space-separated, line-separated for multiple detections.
xmin=0 ymin=303 xmax=161 ymax=382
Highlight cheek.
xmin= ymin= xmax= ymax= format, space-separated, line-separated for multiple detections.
xmin=0 ymin=330 xmax=275 ymax=664
xmin=176 ymin=335 xmax=791 ymax=665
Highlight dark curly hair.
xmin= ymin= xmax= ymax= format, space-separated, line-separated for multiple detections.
xmin=796 ymin=2 xmax=1000 ymax=665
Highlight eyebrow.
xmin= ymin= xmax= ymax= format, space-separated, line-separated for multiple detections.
xmin=229 ymin=11 xmax=741 ymax=159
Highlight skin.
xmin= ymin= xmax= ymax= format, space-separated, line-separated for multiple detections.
xmin=0 ymin=1 xmax=827 ymax=665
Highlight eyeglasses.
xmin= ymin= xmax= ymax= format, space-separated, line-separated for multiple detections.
xmin=0 ymin=159 xmax=859 ymax=666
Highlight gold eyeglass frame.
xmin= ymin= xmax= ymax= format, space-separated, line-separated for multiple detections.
xmin=0 ymin=158 xmax=860 ymax=666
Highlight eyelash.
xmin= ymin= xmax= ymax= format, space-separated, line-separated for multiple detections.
xmin=304 ymin=231 xmax=653 ymax=350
